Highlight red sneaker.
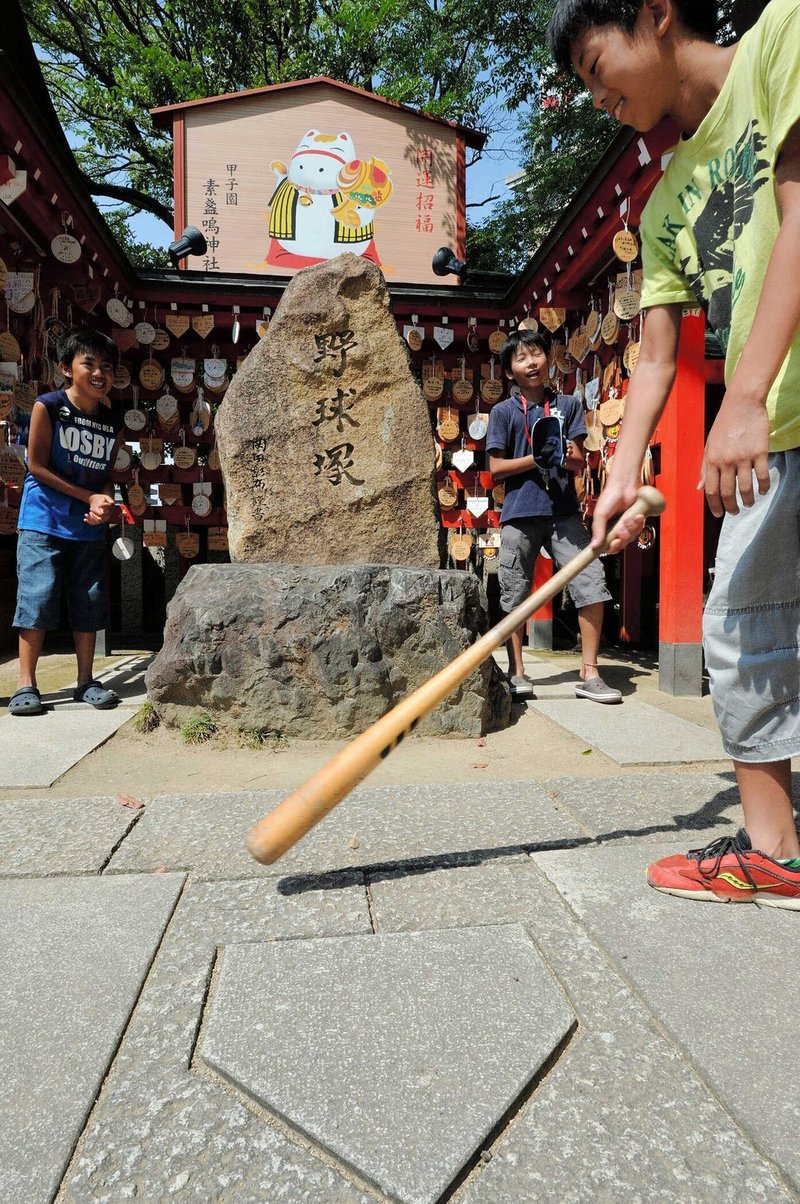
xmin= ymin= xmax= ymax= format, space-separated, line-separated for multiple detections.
xmin=647 ymin=829 xmax=800 ymax=909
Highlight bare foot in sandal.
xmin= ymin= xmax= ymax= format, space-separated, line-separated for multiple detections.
xmin=73 ymin=680 xmax=119 ymax=709
xmin=9 ymin=686 xmax=44 ymax=716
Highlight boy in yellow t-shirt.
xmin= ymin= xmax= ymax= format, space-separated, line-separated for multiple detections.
xmin=548 ymin=0 xmax=800 ymax=907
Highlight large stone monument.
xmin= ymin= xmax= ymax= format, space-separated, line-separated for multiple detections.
xmin=146 ymin=254 xmax=509 ymax=737
xmin=214 ymin=253 xmax=441 ymax=567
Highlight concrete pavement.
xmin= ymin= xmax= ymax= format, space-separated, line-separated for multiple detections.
xmin=1 ymin=650 xmax=799 ymax=1202
xmin=0 ymin=655 xmax=149 ymax=789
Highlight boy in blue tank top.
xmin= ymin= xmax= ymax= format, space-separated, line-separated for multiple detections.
xmin=10 ymin=328 xmax=125 ymax=715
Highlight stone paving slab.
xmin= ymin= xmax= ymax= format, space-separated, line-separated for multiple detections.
xmin=106 ymin=782 xmax=588 ymax=879
xmin=542 ymin=769 xmax=744 ymax=845
xmin=510 ymin=656 xmax=590 ymax=699
xmin=0 ymin=796 xmax=139 ymax=876
xmin=59 ymin=876 xmax=375 ymax=1203
xmin=532 ymin=844 xmax=800 ymax=1196
xmin=0 ymin=873 xmax=184 ymax=1204
xmin=367 ymin=862 xmax=792 ymax=1202
xmin=368 ymin=861 xmax=548 ymax=933
xmin=530 ymin=696 xmax=726 ymax=763
xmin=494 ymin=651 xmax=635 ymax=700
xmin=201 ymin=925 xmax=574 ymax=1204
xmin=0 ymin=708 xmax=134 ymax=788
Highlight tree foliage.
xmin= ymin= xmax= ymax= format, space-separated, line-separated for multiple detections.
xmin=21 ymin=0 xmax=771 ymax=267
xmin=467 ymin=92 xmax=611 ymax=274
xmin=21 ymin=0 xmax=544 ymax=226
xmin=466 ymin=0 xmax=771 ymax=273
xmin=102 ymin=206 xmax=171 ymax=267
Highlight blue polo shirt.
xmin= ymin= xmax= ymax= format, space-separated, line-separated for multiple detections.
xmin=486 ymin=388 xmax=585 ymax=521
xmin=18 ymin=390 xmax=123 ymax=541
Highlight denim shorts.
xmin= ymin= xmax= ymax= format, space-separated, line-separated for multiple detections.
xmin=703 ymin=450 xmax=800 ymax=762
xmin=498 ymin=513 xmax=612 ymax=613
xmin=14 ymin=529 xmax=109 ymax=632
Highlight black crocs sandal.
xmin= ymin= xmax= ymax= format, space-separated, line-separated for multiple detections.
xmin=73 ymin=680 xmax=119 ymax=709
xmin=9 ymin=686 xmax=44 ymax=716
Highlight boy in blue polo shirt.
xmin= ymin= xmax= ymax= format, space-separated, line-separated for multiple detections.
xmin=548 ymin=0 xmax=800 ymax=905
xmin=10 ymin=328 xmax=124 ymax=715
xmin=487 ymin=328 xmax=620 ymax=703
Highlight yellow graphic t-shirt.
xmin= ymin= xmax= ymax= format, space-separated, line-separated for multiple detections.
xmin=640 ymin=0 xmax=800 ymax=451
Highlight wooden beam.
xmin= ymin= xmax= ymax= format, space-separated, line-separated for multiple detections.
xmin=455 ymin=137 xmax=466 ymax=264
xmin=173 ymin=112 xmax=186 ymax=242
xmin=554 ymin=167 xmax=662 ymax=296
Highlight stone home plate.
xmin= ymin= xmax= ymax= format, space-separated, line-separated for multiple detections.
xmin=199 ymin=924 xmax=575 ymax=1203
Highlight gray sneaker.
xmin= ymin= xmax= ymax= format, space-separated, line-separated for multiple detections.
xmin=575 ymin=676 xmax=622 ymax=704
xmin=508 ymin=674 xmax=536 ymax=700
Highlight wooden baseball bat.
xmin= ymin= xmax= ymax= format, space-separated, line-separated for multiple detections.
xmin=247 ymin=486 xmax=665 ymax=864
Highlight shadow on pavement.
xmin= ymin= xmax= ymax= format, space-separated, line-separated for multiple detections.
xmin=275 ymin=772 xmax=800 ymax=894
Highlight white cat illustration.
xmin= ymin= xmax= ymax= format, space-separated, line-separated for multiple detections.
xmin=266 ymin=129 xmax=391 ymax=268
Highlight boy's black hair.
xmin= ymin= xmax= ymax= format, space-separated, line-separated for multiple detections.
xmin=500 ymin=328 xmax=552 ymax=376
xmin=57 ymin=327 xmax=118 ymax=373
xmin=547 ymin=0 xmax=718 ymax=73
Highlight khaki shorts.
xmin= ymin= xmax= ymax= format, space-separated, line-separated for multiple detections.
xmin=498 ymin=514 xmax=612 ymax=613
xmin=704 ymin=450 xmax=800 ymax=762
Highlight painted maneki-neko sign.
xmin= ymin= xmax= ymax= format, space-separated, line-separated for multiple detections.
xmin=151 ymin=78 xmax=483 ymax=286
xmin=266 ymin=128 xmax=391 ymax=269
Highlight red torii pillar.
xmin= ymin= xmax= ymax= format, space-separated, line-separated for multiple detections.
xmin=654 ymin=312 xmax=706 ymax=694
xmin=527 ymin=555 xmax=554 ymax=648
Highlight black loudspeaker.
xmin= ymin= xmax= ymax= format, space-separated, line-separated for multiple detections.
xmin=431 ymin=246 xmax=468 ymax=280
xmin=168 ymin=225 xmax=208 ymax=266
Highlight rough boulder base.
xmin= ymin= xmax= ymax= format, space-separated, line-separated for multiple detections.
xmin=215 ymin=253 xmax=440 ymax=566
xmin=145 ymin=563 xmax=510 ymax=738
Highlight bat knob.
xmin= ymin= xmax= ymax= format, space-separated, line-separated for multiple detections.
xmin=636 ymin=485 xmax=666 ymax=518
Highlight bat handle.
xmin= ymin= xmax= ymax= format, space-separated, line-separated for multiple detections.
xmin=600 ymin=484 xmax=665 ymax=551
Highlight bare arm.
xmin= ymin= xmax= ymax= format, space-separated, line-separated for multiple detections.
xmin=488 ymin=450 xmax=536 ymax=481
xmin=702 ymin=120 xmax=800 ymax=516
xmin=564 ymin=436 xmax=585 ymax=473
xmin=490 ymin=433 xmax=585 ymax=481
xmin=84 ymin=429 xmax=126 ymax=526
xmin=591 ymin=303 xmax=682 ymax=550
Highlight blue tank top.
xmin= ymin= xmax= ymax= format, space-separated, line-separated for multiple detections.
xmin=18 ymin=390 xmax=123 ymax=541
